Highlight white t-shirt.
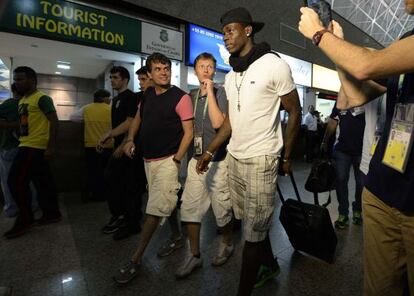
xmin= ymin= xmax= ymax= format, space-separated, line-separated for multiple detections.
xmin=303 ymin=112 xmax=318 ymax=131
xmin=225 ymin=53 xmax=296 ymax=159
xmin=360 ymin=96 xmax=386 ymax=175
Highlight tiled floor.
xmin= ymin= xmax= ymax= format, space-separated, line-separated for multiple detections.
xmin=0 ymin=161 xmax=364 ymax=296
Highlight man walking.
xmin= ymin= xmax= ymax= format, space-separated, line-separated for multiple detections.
xmin=303 ymin=105 xmax=319 ymax=162
xmin=197 ymin=8 xmax=301 ymax=295
xmin=0 ymin=83 xmax=38 ymax=217
xmin=321 ymin=103 xmax=365 ymax=228
xmin=70 ymin=89 xmax=112 ymax=201
xmin=5 ymin=66 xmax=60 ymax=239
xmin=113 ymin=52 xmax=193 ymax=284
xmin=99 ymin=66 xmax=144 ymax=240
xmin=176 ymin=52 xmax=234 ymax=278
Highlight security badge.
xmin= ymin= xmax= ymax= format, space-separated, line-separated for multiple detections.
xmin=194 ymin=133 xmax=203 ymax=156
xmin=382 ymin=103 xmax=414 ymax=173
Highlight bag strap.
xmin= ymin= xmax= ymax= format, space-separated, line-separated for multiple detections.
xmin=289 ymin=172 xmax=303 ymax=203
xmin=277 ymin=172 xmax=302 ymax=203
xmin=278 ymin=172 xmax=310 ymax=225
xmin=313 ymin=191 xmax=332 ymax=207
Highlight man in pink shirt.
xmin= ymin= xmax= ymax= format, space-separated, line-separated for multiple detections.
xmin=113 ymin=52 xmax=194 ymax=284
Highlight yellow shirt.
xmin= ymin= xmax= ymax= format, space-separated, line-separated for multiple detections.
xmin=83 ymin=102 xmax=113 ymax=148
xmin=18 ymin=90 xmax=56 ymax=149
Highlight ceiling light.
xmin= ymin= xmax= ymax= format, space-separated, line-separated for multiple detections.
xmin=62 ymin=277 xmax=72 ymax=284
xmin=55 ymin=72 xmax=61 ymax=75
xmin=57 ymin=64 xmax=70 ymax=70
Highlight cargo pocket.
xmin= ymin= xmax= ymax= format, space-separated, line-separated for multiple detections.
xmin=263 ymin=155 xmax=277 ymax=186
xmin=252 ymin=197 xmax=275 ymax=233
xmin=158 ymin=181 xmax=180 ymax=216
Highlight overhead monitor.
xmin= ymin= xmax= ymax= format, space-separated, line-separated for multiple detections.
xmin=186 ymin=24 xmax=231 ymax=72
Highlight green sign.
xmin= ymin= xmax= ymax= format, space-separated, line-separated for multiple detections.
xmin=0 ymin=0 xmax=141 ymax=53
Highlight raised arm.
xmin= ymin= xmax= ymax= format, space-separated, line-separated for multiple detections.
xmin=299 ymin=8 xmax=414 ymax=80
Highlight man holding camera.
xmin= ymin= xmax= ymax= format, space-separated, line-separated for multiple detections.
xmin=197 ymin=7 xmax=301 ymax=296
xmin=299 ymin=1 xmax=414 ymax=294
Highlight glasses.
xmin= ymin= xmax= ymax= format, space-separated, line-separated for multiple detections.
xmin=197 ymin=65 xmax=215 ymax=71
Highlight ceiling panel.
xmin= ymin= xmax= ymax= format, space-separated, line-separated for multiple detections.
xmin=328 ymin=0 xmax=414 ymax=46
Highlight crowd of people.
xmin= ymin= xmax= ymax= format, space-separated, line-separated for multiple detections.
xmin=0 ymin=3 xmax=413 ymax=296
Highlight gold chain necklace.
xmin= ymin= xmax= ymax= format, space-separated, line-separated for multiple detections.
xmin=235 ymin=71 xmax=247 ymax=112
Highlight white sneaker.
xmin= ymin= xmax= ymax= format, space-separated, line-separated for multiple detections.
xmin=175 ymin=254 xmax=203 ymax=279
xmin=212 ymin=242 xmax=234 ymax=266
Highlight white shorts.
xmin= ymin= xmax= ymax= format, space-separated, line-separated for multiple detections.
xmin=180 ymin=157 xmax=232 ymax=227
xmin=144 ymin=156 xmax=181 ymax=217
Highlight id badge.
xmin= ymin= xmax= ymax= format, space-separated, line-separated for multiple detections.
xmin=382 ymin=103 xmax=414 ymax=173
xmin=194 ymin=135 xmax=203 ymax=156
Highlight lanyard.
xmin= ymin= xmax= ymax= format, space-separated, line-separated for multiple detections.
xmin=397 ymin=74 xmax=406 ymax=103
xmin=193 ymin=88 xmax=209 ymax=134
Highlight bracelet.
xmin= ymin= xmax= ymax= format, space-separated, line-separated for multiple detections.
xmin=173 ymin=157 xmax=181 ymax=164
xmin=282 ymin=158 xmax=290 ymax=163
xmin=126 ymin=138 xmax=134 ymax=143
xmin=206 ymin=150 xmax=214 ymax=158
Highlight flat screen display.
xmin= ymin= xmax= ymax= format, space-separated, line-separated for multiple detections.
xmin=186 ymin=24 xmax=231 ymax=72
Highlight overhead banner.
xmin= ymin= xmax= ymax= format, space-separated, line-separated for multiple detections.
xmin=141 ymin=22 xmax=183 ymax=61
xmin=278 ymin=53 xmax=312 ymax=87
xmin=0 ymin=0 xmax=141 ymax=52
xmin=312 ymin=64 xmax=341 ymax=92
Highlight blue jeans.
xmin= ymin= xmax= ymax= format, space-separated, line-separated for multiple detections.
xmin=333 ymin=150 xmax=363 ymax=216
xmin=0 ymin=147 xmax=38 ymax=217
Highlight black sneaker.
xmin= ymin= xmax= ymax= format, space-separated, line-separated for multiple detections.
xmin=4 ymin=216 xmax=34 ymax=239
xmin=113 ymin=260 xmax=140 ymax=284
xmin=36 ymin=212 xmax=62 ymax=225
xmin=102 ymin=216 xmax=124 ymax=234
xmin=113 ymin=225 xmax=141 ymax=241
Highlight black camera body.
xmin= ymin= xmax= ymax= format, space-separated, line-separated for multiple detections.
xmin=305 ymin=0 xmax=332 ymax=28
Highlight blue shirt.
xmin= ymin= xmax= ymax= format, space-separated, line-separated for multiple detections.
xmin=330 ymin=104 xmax=365 ymax=156
xmin=365 ymin=35 xmax=414 ymax=213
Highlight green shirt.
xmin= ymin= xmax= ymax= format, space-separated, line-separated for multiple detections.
xmin=0 ymin=98 xmax=19 ymax=150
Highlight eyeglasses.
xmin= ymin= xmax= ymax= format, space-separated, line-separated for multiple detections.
xmin=197 ymin=65 xmax=215 ymax=71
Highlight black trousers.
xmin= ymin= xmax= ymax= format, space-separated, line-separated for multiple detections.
xmin=8 ymin=147 xmax=60 ymax=224
xmin=104 ymin=154 xmax=146 ymax=231
xmin=84 ymin=148 xmax=111 ymax=200
xmin=306 ymin=130 xmax=319 ymax=162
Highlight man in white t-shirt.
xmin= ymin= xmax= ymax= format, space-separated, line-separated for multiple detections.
xmin=196 ymin=7 xmax=301 ymax=296
xmin=303 ymin=105 xmax=319 ymax=162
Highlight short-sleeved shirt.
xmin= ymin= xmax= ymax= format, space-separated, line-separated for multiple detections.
xmin=303 ymin=112 xmax=318 ymax=131
xmin=225 ymin=53 xmax=296 ymax=159
xmin=111 ymin=89 xmax=138 ymax=148
xmin=0 ymin=98 xmax=19 ymax=150
xmin=188 ymin=86 xmax=228 ymax=162
xmin=18 ymin=90 xmax=56 ymax=149
xmin=139 ymin=86 xmax=193 ymax=160
xmin=330 ymin=104 xmax=365 ymax=156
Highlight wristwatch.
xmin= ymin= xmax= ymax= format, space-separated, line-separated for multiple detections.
xmin=312 ymin=29 xmax=329 ymax=46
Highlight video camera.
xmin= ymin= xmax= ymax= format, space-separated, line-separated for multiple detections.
xmin=305 ymin=0 xmax=332 ymax=28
